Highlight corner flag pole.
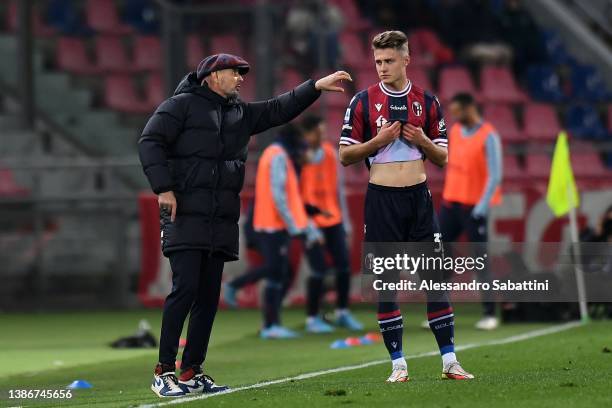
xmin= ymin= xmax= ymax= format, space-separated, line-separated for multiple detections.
xmin=567 ymin=185 xmax=589 ymax=323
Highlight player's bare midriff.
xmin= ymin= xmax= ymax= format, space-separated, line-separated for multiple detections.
xmin=369 ymin=160 xmax=427 ymax=187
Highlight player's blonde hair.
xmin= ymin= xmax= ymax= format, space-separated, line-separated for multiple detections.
xmin=371 ymin=31 xmax=409 ymax=56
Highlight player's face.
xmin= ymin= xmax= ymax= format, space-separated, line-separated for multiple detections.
xmin=304 ymin=123 xmax=325 ymax=148
xmin=373 ymin=48 xmax=409 ymax=85
xmin=449 ymin=102 xmax=469 ymax=125
xmin=212 ymin=68 xmax=244 ymax=98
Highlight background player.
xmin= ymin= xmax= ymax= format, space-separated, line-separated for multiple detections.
xmin=338 ymin=31 xmax=474 ymax=382
xmin=299 ymin=114 xmax=363 ymax=333
xmin=442 ymin=92 xmax=503 ymax=330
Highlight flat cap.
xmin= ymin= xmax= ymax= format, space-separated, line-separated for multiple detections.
xmin=196 ymin=53 xmax=250 ymax=81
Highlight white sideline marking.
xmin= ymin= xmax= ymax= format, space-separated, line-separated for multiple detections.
xmin=140 ymin=321 xmax=583 ymax=407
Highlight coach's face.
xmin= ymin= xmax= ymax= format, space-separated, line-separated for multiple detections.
xmin=211 ymin=68 xmax=244 ymax=99
xmin=373 ymin=48 xmax=409 ymax=85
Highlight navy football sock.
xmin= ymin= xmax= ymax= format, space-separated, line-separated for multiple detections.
xmin=427 ymin=301 xmax=455 ymax=357
xmin=377 ymin=302 xmax=404 ymax=360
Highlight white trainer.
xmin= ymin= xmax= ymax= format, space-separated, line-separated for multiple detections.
xmin=475 ymin=316 xmax=499 ymax=331
xmin=441 ymin=361 xmax=475 ymax=380
xmin=151 ymin=372 xmax=185 ymax=398
xmin=386 ymin=364 xmax=410 ymax=382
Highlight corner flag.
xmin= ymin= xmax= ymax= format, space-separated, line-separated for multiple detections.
xmin=546 ymin=131 xmax=579 ymax=217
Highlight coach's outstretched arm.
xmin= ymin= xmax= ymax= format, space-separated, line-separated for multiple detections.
xmin=247 ymin=71 xmax=352 ymax=135
xmin=339 ymin=121 xmax=401 ymax=166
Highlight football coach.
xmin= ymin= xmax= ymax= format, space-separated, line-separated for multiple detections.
xmin=138 ymin=53 xmax=351 ymax=397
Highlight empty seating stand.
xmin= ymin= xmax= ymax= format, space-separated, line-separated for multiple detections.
xmin=439 ymin=67 xmax=479 ymax=104
xmin=483 ymin=105 xmax=525 ymax=144
xmin=523 ymin=103 xmax=561 ymax=143
xmin=133 ymin=36 xmax=162 ymax=72
xmin=481 ymin=66 xmax=527 ymax=104
xmin=86 ymin=0 xmax=133 ymax=35
xmin=105 ymin=75 xmax=149 ymax=114
xmin=56 ymin=37 xmax=99 ymax=75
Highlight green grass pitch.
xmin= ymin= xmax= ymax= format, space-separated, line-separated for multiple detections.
xmin=0 ymin=305 xmax=611 ymax=407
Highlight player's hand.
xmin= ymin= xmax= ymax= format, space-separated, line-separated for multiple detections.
xmin=315 ymin=71 xmax=353 ymax=92
xmin=374 ymin=121 xmax=401 ymax=146
xmin=402 ymin=124 xmax=428 ymax=146
xmin=158 ymin=191 xmax=177 ymax=222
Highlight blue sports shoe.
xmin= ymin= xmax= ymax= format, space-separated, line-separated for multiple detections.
xmin=260 ymin=325 xmax=300 ymax=339
xmin=151 ymin=371 xmax=185 ymax=398
xmin=336 ymin=311 xmax=364 ymax=331
xmin=306 ymin=316 xmax=335 ymax=333
xmin=179 ymin=368 xmax=230 ymax=394
xmin=223 ymin=283 xmax=238 ymax=308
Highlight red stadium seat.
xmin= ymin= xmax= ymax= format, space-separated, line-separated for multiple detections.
xmin=134 ymin=36 xmax=162 ymax=72
xmin=187 ymin=35 xmax=206 ymax=71
xmin=86 ymin=0 xmax=133 ymax=34
xmin=503 ymin=154 xmax=524 ymax=181
xmin=0 ymin=167 xmax=29 ymax=197
xmin=105 ymin=75 xmax=149 ymax=114
xmin=343 ymin=165 xmax=369 ymax=185
xmin=96 ymin=36 xmax=135 ymax=73
xmin=439 ymin=67 xmax=479 ymax=104
xmin=276 ymin=68 xmax=304 ymax=94
xmin=355 ymin=67 xmax=380 ymax=91
xmin=523 ymin=103 xmax=561 ymax=143
xmin=325 ymin=108 xmax=346 ymax=138
xmin=329 ymin=0 xmax=370 ymax=31
xmin=570 ymin=152 xmax=608 ymax=177
xmin=424 ymin=160 xmax=445 ymax=184
xmin=146 ymin=73 xmax=165 ymax=110
xmin=483 ymin=105 xmax=525 ymax=144
xmin=6 ymin=1 xmax=56 ymax=36
xmin=210 ymin=34 xmax=244 ymax=56
xmin=407 ymin=68 xmax=432 ymax=92
xmin=340 ymin=32 xmax=369 ymax=68
xmin=409 ymin=28 xmax=454 ymax=65
xmin=526 ymin=153 xmax=551 ymax=178
xmin=481 ymin=66 xmax=528 ymax=104
xmin=325 ymin=90 xmax=350 ymax=109
xmin=56 ymin=37 xmax=99 ymax=75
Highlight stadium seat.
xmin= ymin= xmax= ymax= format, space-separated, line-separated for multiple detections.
xmin=339 ymin=32 xmax=369 ymax=68
xmin=105 ymin=75 xmax=149 ymax=114
xmin=134 ymin=36 xmax=162 ymax=71
xmin=541 ymin=30 xmax=576 ymax=65
xmin=47 ymin=0 xmax=90 ymax=35
xmin=145 ymin=73 xmax=165 ymax=110
xmin=483 ymin=105 xmax=525 ymax=144
xmin=95 ymin=36 xmax=135 ymax=73
xmin=187 ymin=35 xmax=206 ymax=71
xmin=569 ymin=65 xmax=611 ymax=102
xmin=527 ymin=65 xmax=564 ymax=103
xmin=409 ymin=28 xmax=454 ymax=65
xmin=439 ymin=67 xmax=479 ymax=104
xmin=329 ymin=0 xmax=370 ymax=31
xmin=523 ymin=103 xmax=561 ymax=143
xmin=325 ymin=90 xmax=350 ymax=109
xmin=324 ymin=108 xmax=346 ymax=136
xmin=570 ymin=152 xmax=608 ymax=178
xmin=0 ymin=167 xmax=29 ymax=197
xmin=56 ymin=37 xmax=99 ymax=75
xmin=344 ymin=165 xmax=369 ymax=185
xmin=355 ymin=67 xmax=379 ymax=91
xmin=407 ymin=68 xmax=432 ymax=92
xmin=7 ymin=0 xmax=56 ymax=36
xmin=86 ymin=0 xmax=133 ymax=34
xmin=424 ymin=160 xmax=444 ymax=184
xmin=276 ymin=68 xmax=304 ymax=94
xmin=481 ymin=66 xmax=528 ymax=104
xmin=210 ymin=34 xmax=244 ymax=56
xmin=525 ymin=153 xmax=551 ymax=178
xmin=123 ymin=0 xmax=159 ymax=33
xmin=503 ymin=154 xmax=524 ymax=181
xmin=565 ymin=104 xmax=608 ymax=140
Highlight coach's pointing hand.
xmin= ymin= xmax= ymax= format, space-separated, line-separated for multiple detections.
xmin=158 ymin=191 xmax=177 ymax=222
xmin=315 ymin=71 xmax=353 ymax=92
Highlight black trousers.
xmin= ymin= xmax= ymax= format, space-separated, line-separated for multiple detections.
xmin=158 ymin=250 xmax=224 ymax=371
xmin=439 ymin=201 xmax=496 ymax=316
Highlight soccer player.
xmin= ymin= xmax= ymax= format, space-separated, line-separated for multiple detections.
xmin=442 ymin=92 xmax=503 ymax=330
xmin=139 ymin=51 xmax=351 ymax=397
xmin=338 ymin=31 xmax=473 ymax=382
xmin=253 ymin=124 xmax=323 ymax=339
xmin=299 ymin=114 xmax=363 ymax=333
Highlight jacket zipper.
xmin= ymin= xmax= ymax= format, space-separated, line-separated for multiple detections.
xmin=209 ymin=106 xmax=223 ymax=258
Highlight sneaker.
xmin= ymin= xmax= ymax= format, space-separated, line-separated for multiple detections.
xmin=260 ymin=325 xmax=300 ymax=339
xmin=336 ymin=311 xmax=364 ymax=331
xmin=386 ymin=363 xmax=409 ymax=383
xmin=223 ymin=283 xmax=238 ymax=308
xmin=306 ymin=316 xmax=334 ymax=333
xmin=475 ymin=316 xmax=499 ymax=331
xmin=441 ymin=361 xmax=475 ymax=380
xmin=151 ymin=364 xmax=185 ymax=398
xmin=179 ymin=367 xmax=230 ymax=394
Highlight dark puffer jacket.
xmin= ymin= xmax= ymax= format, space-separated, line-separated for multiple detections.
xmin=138 ymin=72 xmax=321 ymax=261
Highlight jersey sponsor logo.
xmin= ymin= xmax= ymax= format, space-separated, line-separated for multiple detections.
xmin=389 ymin=105 xmax=407 ymax=111
xmin=375 ymin=103 xmax=383 ymax=112
xmin=438 ymin=118 xmax=446 ymax=133
xmin=412 ymin=101 xmax=422 ymax=116
xmin=375 ymin=115 xmax=388 ymax=130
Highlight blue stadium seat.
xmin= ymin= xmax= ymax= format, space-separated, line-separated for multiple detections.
xmin=565 ymin=104 xmax=607 ymax=140
xmin=570 ymin=65 xmax=611 ymax=103
xmin=541 ymin=31 xmax=576 ymax=65
xmin=527 ymin=65 xmax=565 ymax=102
xmin=123 ymin=0 xmax=159 ymax=34
xmin=47 ymin=0 xmax=92 ymax=35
